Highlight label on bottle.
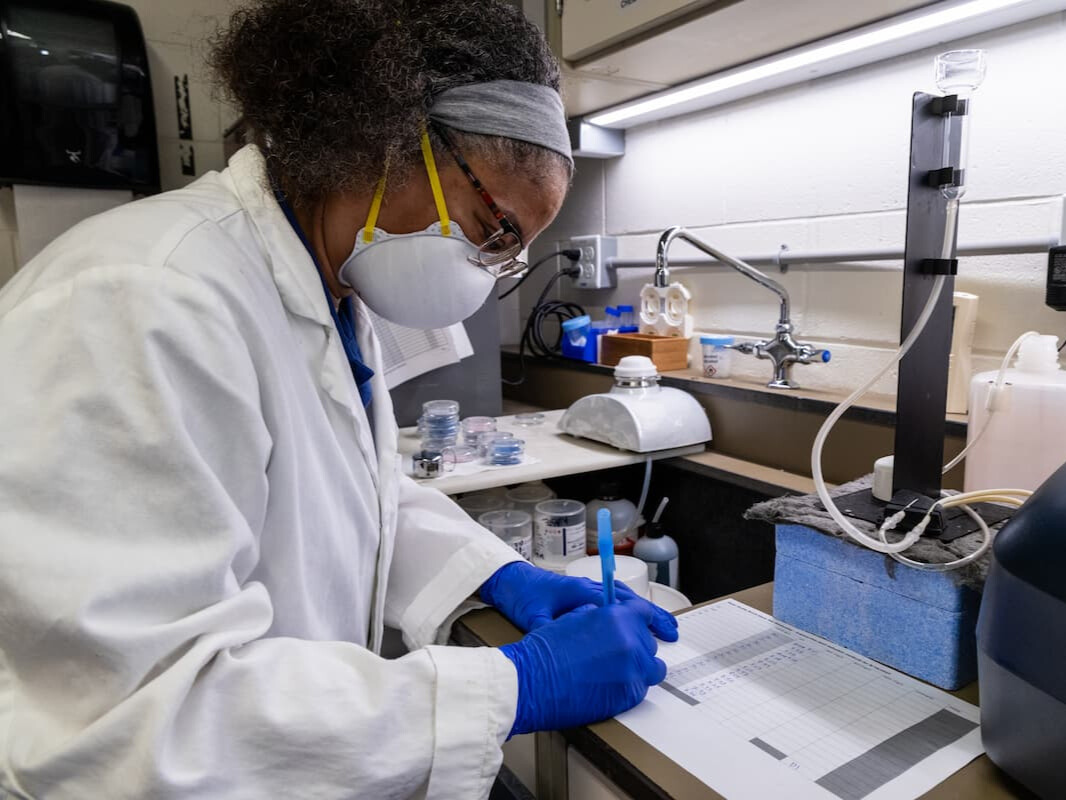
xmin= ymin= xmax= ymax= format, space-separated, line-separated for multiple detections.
xmin=534 ymin=520 xmax=586 ymax=561
xmin=510 ymin=534 xmax=533 ymax=561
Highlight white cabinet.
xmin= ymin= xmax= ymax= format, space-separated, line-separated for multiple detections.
xmin=551 ymin=0 xmax=937 ymax=114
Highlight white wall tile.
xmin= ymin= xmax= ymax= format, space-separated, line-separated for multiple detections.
xmin=552 ymin=16 xmax=1066 ymax=398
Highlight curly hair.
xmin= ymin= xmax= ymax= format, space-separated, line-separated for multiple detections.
xmin=209 ymin=0 xmax=570 ymax=205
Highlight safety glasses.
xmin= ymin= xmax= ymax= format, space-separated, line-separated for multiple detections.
xmin=433 ymin=125 xmax=527 ymax=279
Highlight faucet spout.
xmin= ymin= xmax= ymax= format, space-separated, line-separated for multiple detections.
xmin=654 ymin=227 xmax=790 ymax=325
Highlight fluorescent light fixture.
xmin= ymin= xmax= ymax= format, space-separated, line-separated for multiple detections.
xmin=5 ymin=29 xmax=32 ymax=40
xmin=587 ymin=0 xmax=1066 ymax=128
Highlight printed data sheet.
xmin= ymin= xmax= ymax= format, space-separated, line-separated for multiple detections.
xmin=618 ymin=600 xmax=984 ymax=800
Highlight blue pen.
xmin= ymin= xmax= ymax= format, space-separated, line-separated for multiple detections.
xmin=597 ymin=508 xmax=616 ymax=606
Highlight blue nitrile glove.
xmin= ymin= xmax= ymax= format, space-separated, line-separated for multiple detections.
xmin=480 ymin=561 xmax=678 ymax=640
xmin=499 ymin=600 xmax=670 ymax=736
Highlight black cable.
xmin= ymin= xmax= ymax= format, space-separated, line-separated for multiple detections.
xmin=1059 ymin=336 xmax=1065 ymax=353
xmin=502 ymin=267 xmax=585 ymax=386
xmin=498 ymin=249 xmax=580 ymax=301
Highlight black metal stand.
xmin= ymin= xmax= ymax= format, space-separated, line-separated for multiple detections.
xmin=887 ymin=92 xmax=961 ymax=529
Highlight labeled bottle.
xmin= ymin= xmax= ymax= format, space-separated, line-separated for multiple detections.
xmin=533 ymin=499 xmax=587 ymax=570
xmin=633 ymin=521 xmax=679 ymax=589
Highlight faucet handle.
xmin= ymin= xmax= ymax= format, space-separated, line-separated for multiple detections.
xmin=797 ymin=345 xmax=832 ymax=364
xmin=726 ymin=341 xmax=757 ymax=356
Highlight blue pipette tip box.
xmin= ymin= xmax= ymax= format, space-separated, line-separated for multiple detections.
xmin=773 ymin=523 xmax=980 ymax=690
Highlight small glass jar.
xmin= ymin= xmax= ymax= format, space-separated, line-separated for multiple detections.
xmin=456 ymin=492 xmax=507 ymax=519
xmin=533 ymin=499 xmax=587 ymax=567
xmin=700 ymin=335 xmax=735 ymax=379
xmin=505 ymin=482 xmax=556 ymax=517
xmin=479 ymin=510 xmax=533 ymax=560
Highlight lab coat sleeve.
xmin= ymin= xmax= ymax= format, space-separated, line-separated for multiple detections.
xmin=386 ymin=476 xmax=524 ymax=651
xmin=0 ymin=265 xmax=512 ymax=800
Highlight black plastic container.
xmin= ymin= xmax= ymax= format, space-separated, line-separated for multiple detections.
xmin=976 ymin=459 xmax=1066 ymax=798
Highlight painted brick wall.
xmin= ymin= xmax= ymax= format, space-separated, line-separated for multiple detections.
xmin=517 ymin=13 xmax=1066 ymax=396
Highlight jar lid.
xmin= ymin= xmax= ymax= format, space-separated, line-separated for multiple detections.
xmin=700 ymin=335 xmax=735 ymax=346
xmin=613 ymin=355 xmax=658 ymax=380
xmin=561 ymin=315 xmax=591 ymax=331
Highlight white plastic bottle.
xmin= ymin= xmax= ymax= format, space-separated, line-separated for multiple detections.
xmin=964 ymin=335 xmax=1066 ymax=492
xmin=633 ymin=521 xmax=679 ymax=589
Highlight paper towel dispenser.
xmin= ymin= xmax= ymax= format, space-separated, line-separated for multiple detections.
xmin=0 ymin=0 xmax=159 ymax=192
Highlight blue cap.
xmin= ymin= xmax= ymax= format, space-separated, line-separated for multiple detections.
xmin=700 ymin=334 xmax=735 ymax=345
xmin=606 ymin=306 xmax=620 ymax=317
xmin=562 ymin=315 xmax=591 ymax=331
xmin=821 ymin=349 xmax=832 ymax=363
xmin=618 ymin=304 xmax=634 ymax=312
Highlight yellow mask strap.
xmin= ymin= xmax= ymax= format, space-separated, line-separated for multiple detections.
xmin=361 ymin=132 xmax=452 ymax=243
xmin=362 ymin=170 xmax=387 ymax=244
xmin=419 ymin=130 xmax=452 ymax=237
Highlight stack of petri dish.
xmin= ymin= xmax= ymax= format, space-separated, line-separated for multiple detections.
xmin=418 ymin=400 xmax=460 ymax=448
xmin=483 ymin=437 xmax=524 ymax=466
xmin=461 ymin=416 xmax=497 ymax=446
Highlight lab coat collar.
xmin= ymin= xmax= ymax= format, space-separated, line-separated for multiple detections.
xmin=226 ymin=145 xmax=383 ymax=494
xmin=226 ymin=145 xmax=332 ymax=330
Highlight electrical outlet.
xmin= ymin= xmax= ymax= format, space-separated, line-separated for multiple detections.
xmin=560 ymin=235 xmax=618 ymax=290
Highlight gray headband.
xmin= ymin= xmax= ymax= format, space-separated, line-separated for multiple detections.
xmin=428 ymin=80 xmax=572 ymax=165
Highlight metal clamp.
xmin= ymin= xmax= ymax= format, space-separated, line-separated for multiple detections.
xmin=926 ymin=166 xmax=963 ymax=189
xmin=930 ymin=94 xmax=969 ymax=116
xmin=921 ymin=258 xmax=959 ymax=275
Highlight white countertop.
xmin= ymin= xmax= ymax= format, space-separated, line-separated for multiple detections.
xmin=398 ymin=409 xmax=705 ymax=495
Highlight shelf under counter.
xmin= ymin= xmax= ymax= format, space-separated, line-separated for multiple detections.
xmin=399 ymin=409 xmax=705 ymax=496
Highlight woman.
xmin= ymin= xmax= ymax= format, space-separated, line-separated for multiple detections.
xmin=0 ymin=1 xmax=677 ymax=798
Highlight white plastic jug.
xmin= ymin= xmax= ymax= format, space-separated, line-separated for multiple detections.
xmin=964 ymin=335 xmax=1066 ymax=492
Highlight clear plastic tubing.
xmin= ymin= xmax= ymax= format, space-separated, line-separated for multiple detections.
xmin=533 ymin=499 xmax=587 ymax=566
xmin=461 ymin=416 xmax=496 ymax=446
xmin=479 ymin=509 xmax=533 ymax=561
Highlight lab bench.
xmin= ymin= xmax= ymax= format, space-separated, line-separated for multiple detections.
xmin=454 ymin=583 xmax=1036 ymax=800
xmin=499 ymin=350 xmax=969 ymax=488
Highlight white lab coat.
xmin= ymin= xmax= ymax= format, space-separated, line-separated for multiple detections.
xmin=0 ymin=145 xmax=524 ymax=799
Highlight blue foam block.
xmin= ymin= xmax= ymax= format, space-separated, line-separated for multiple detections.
xmin=773 ymin=524 xmax=980 ymax=690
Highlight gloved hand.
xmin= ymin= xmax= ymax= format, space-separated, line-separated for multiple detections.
xmin=499 ymin=600 xmax=670 ymax=736
xmin=480 ymin=561 xmax=678 ymax=641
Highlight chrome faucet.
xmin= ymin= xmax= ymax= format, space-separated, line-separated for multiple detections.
xmin=655 ymin=226 xmax=831 ymax=389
